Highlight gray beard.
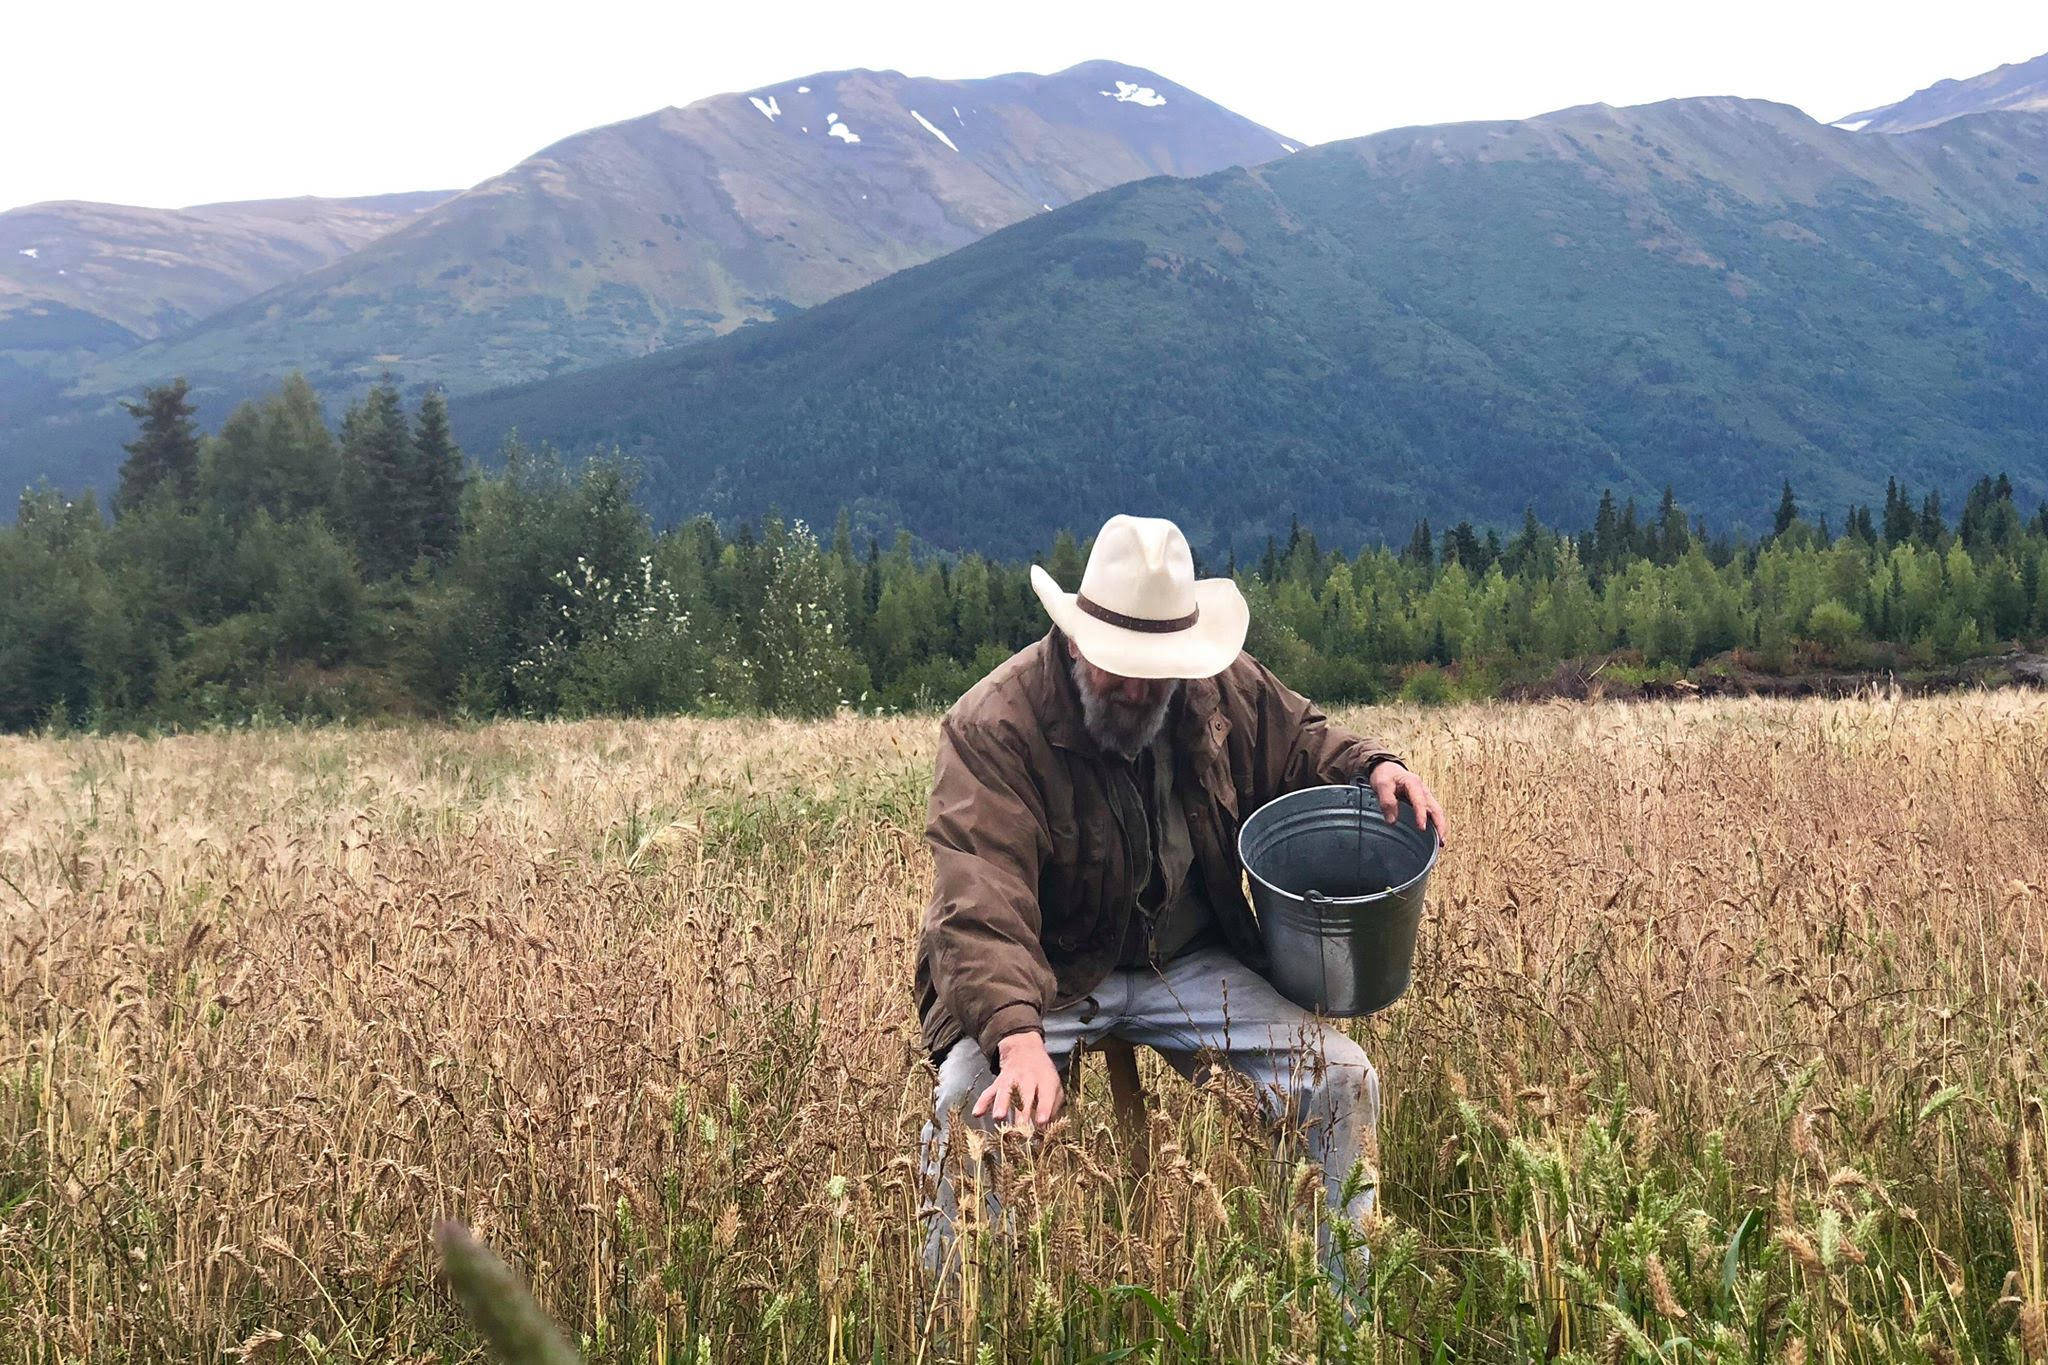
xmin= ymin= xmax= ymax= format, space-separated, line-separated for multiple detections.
xmin=1071 ymin=657 xmax=1179 ymax=759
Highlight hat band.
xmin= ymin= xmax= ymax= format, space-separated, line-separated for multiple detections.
xmin=1076 ymin=594 xmax=1200 ymax=634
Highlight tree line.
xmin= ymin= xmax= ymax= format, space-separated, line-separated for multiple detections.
xmin=4 ymin=377 xmax=2046 ymax=732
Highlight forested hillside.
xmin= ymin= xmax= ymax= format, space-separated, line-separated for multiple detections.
xmin=454 ymin=97 xmax=2048 ymax=557
xmin=5 ymin=378 xmax=2046 ymax=731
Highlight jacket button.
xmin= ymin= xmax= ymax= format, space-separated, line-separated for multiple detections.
xmin=1054 ymin=932 xmax=1078 ymax=951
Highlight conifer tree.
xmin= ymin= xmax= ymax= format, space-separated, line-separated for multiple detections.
xmin=1619 ymin=497 xmax=1643 ymax=557
xmin=1654 ymin=487 xmax=1688 ymax=563
xmin=1590 ymin=490 xmax=1621 ymax=571
xmin=1917 ymin=491 xmax=1945 ymax=547
xmin=116 ymin=378 xmax=201 ymax=513
xmin=341 ymin=381 xmax=420 ymax=577
xmin=1504 ymin=507 xmax=1547 ymax=577
xmin=1403 ymin=520 xmax=1433 ymax=568
xmin=1773 ymin=481 xmax=1799 ymax=538
xmin=1445 ymin=522 xmax=1483 ymax=569
xmin=1882 ymin=478 xmax=1916 ymax=546
xmin=412 ymin=389 xmax=465 ymax=564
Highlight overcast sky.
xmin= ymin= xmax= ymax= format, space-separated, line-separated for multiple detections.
xmin=7 ymin=0 xmax=2046 ymax=211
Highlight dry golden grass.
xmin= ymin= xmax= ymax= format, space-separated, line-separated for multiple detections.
xmin=1 ymin=692 xmax=2044 ymax=1362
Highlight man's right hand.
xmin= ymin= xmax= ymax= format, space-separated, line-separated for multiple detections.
xmin=973 ymin=1031 xmax=1064 ymax=1131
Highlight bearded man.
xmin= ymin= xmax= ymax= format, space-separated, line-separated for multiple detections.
xmin=915 ymin=514 xmax=1447 ymax=1284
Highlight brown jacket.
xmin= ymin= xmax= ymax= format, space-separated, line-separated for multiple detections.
xmin=915 ymin=629 xmax=1398 ymax=1060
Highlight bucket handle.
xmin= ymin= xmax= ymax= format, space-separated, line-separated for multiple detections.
xmin=1350 ymin=771 xmax=1372 ymax=873
xmin=1303 ymin=889 xmax=1334 ymax=1006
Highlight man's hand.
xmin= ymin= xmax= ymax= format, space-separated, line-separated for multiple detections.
xmin=973 ymin=1031 xmax=1064 ymax=1132
xmin=1369 ymin=761 xmax=1449 ymax=847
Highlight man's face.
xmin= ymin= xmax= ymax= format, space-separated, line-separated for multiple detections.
xmin=1067 ymin=641 xmax=1180 ymax=758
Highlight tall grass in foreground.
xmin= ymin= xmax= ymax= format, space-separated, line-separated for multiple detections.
xmin=0 ymin=694 xmax=2043 ymax=1362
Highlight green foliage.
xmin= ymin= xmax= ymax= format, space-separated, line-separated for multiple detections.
xmin=412 ymin=388 xmax=466 ymax=563
xmin=340 ymin=379 xmax=421 ymax=577
xmin=198 ymin=373 xmax=344 ymax=529
xmin=5 ymin=374 xmax=2048 ymax=731
xmin=115 ymin=377 xmax=201 ymax=513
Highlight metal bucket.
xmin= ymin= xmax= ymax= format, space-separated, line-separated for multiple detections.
xmin=1237 ymin=777 xmax=1439 ymax=1016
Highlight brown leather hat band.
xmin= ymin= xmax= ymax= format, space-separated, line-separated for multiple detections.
xmin=1076 ymin=594 xmax=1200 ymax=634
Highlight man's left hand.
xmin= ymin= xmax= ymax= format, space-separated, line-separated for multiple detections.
xmin=1369 ymin=761 xmax=1447 ymax=846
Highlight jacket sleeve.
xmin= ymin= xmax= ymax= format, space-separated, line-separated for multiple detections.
xmin=1246 ymin=654 xmax=1402 ymax=801
xmin=922 ymin=713 xmax=1058 ymax=1058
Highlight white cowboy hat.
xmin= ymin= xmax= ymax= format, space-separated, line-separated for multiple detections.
xmin=1030 ymin=515 xmax=1249 ymax=680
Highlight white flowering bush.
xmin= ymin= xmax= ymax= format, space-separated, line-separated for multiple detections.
xmin=757 ymin=521 xmax=859 ymax=718
xmin=511 ymin=553 xmax=703 ymax=715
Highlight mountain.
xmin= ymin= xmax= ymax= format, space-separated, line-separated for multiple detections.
xmin=1834 ymin=50 xmax=2048 ymax=132
xmin=452 ymin=97 xmax=2048 ymax=557
xmin=0 ymin=192 xmax=450 ymax=402
xmin=74 ymin=62 xmax=1295 ymax=407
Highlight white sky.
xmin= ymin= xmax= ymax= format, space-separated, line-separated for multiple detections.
xmin=6 ymin=0 xmax=2047 ymax=211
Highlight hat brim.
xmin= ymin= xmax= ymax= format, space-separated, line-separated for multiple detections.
xmin=1030 ymin=565 xmax=1248 ymax=680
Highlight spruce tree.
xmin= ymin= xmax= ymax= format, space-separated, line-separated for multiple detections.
xmin=1619 ymin=497 xmax=1643 ymax=557
xmin=341 ymin=381 xmax=420 ymax=577
xmin=1882 ymin=478 xmax=1916 ymax=546
xmin=1773 ymin=481 xmax=1799 ymax=538
xmin=412 ymin=389 xmax=465 ymax=564
xmin=1654 ymin=487 xmax=1688 ymax=563
xmin=116 ymin=378 xmax=201 ymax=513
xmin=1446 ymin=522 xmax=1483 ymax=569
xmin=1591 ymin=490 xmax=1620 ymax=570
xmin=1505 ymin=507 xmax=1546 ymax=577
xmin=1917 ymin=491 xmax=1945 ymax=547
xmin=1403 ymin=521 xmax=1433 ymax=568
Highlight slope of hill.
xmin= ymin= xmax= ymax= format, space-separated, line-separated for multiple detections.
xmin=77 ymin=61 xmax=1294 ymax=408
xmin=453 ymin=97 xmax=2048 ymax=556
xmin=1834 ymin=49 xmax=2048 ymax=132
xmin=0 ymin=192 xmax=450 ymax=402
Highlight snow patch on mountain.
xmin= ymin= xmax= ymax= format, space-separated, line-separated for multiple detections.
xmin=1832 ymin=118 xmax=1871 ymax=132
xmin=797 ymin=85 xmax=811 ymax=93
xmin=827 ymin=114 xmax=860 ymax=144
xmin=1281 ymin=142 xmax=1297 ymax=153
xmin=911 ymin=109 xmax=959 ymax=151
xmin=17 ymin=248 xmax=38 ymax=259
xmin=1101 ymin=81 xmax=1167 ymax=107
xmin=750 ymin=96 xmax=782 ymax=122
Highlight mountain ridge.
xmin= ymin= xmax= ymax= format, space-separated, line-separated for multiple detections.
xmin=1834 ymin=49 xmax=2048 ymax=132
xmin=71 ymin=60 xmax=1295 ymax=404
xmin=0 ymin=190 xmax=452 ymax=406
xmin=448 ymin=94 xmax=2048 ymax=556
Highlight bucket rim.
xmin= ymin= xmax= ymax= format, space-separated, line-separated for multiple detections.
xmin=1237 ymin=781 xmax=1441 ymax=909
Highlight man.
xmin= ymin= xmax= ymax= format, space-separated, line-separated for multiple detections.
xmin=916 ymin=514 xmax=1447 ymax=1284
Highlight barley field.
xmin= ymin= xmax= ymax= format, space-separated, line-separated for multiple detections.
xmin=1 ymin=692 xmax=2044 ymax=1364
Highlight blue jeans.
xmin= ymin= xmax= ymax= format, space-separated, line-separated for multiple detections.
xmin=919 ymin=944 xmax=1380 ymax=1285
